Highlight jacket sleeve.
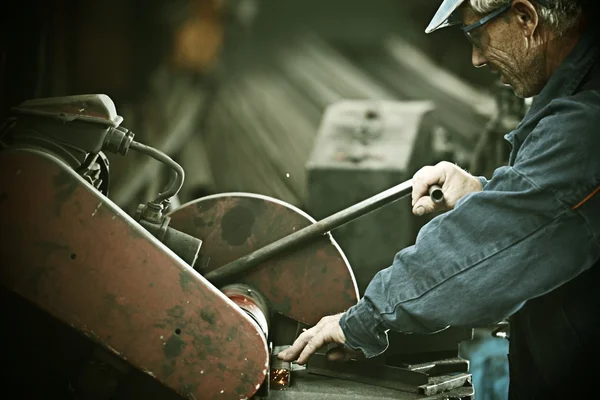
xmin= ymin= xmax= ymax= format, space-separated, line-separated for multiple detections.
xmin=478 ymin=176 xmax=489 ymax=190
xmin=340 ymin=92 xmax=600 ymax=358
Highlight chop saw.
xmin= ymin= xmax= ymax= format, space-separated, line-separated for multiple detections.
xmin=0 ymin=94 xmax=470 ymax=400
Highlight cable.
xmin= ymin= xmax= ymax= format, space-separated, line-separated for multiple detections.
xmin=129 ymin=140 xmax=185 ymax=204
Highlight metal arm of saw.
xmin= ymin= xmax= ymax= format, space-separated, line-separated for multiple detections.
xmin=205 ymin=182 xmax=443 ymax=285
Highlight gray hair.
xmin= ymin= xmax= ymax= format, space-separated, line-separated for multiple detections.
xmin=469 ymin=0 xmax=583 ymax=36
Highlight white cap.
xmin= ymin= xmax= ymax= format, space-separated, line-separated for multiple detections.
xmin=425 ymin=0 xmax=467 ymax=34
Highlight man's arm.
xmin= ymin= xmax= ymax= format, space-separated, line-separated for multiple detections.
xmin=341 ymin=93 xmax=600 ymax=358
xmin=280 ymin=92 xmax=600 ymax=363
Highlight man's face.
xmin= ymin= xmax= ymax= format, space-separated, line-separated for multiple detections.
xmin=460 ymin=4 xmax=545 ymax=98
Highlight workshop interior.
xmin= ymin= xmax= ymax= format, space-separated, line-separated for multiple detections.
xmin=0 ymin=0 xmax=527 ymax=399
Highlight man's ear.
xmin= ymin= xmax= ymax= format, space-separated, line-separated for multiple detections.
xmin=512 ymin=0 xmax=539 ymax=37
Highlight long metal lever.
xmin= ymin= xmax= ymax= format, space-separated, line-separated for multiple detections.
xmin=205 ymin=181 xmax=443 ymax=285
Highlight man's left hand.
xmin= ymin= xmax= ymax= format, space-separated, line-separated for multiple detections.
xmin=277 ymin=313 xmax=363 ymax=365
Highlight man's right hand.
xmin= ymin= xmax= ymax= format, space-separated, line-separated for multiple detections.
xmin=411 ymin=161 xmax=483 ymax=216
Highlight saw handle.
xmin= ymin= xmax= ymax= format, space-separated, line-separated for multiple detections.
xmin=205 ymin=179 xmax=445 ymax=285
xmin=428 ymin=185 xmax=444 ymax=204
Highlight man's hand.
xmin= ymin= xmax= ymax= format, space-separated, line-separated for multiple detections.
xmin=277 ymin=314 xmax=362 ymax=365
xmin=411 ymin=161 xmax=483 ymax=216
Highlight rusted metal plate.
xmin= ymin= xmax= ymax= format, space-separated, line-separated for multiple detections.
xmin=168 ymin=194 xmax=360 ymax=326
xmin=0 ymin=148 xmax=268 ymax=400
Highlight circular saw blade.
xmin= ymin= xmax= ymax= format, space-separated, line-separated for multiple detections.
xmin=169 ymin=193 xmax=360 ymax=325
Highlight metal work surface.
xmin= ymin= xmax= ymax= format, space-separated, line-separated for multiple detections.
xmin=307 ymin=353 xmax=471 ymax=395
xmin=169 ymin=193 xmax=360 ymax=326
xmin=268 ymin=370 xmax=474 ymax=400
xmin=0 ymin=148 xmax=269 ymax=400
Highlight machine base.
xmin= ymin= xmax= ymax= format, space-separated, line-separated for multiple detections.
xmin=267 ymin=370 xmax=474 ymax=400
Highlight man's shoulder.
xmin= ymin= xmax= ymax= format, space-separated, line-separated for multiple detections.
xmin=519 ymin=90 xmax=600 ymax=174
xmin=549 ymin=89 xmax=600 ymax=116
xmin=543 ymin=90 xmax=600 ymax=136
xmin=514 ymin=90 xmax=600 ymax=208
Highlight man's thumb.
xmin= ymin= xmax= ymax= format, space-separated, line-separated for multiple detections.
xmin=412 ymin=197 xmax=436 ymax=216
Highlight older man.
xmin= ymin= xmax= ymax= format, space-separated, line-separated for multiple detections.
xmin=279 ymin=0 xmax=600 ymax=397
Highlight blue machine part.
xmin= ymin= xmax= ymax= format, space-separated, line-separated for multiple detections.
xmin=460 ymin=329 xmax=509 ymax=400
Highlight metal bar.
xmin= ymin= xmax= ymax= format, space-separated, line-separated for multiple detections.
xmin=405 ymin=358 xmax=469 ymax=376
xmin=307 ymin=354 xmax=472 ymax=396
xmin=206 ymin=179 xmax=442 ymax=284
xmin=418 ymin=373 xmax=472 ymax=397
xmin=307 ymin=353 xmax=428 ymax=392
xmin=429 ymin=185 xmax=443 ymax=204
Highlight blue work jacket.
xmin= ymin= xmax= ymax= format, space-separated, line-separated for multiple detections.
xmin=340 ymin=26 xmax=600 ymax=396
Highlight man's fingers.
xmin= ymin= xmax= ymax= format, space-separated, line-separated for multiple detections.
xmin=297 ymin=333 xmax=326 ymax=365
xmin=412 ymin=166 xmax=442 ymax=206
xmin=412 ymin=196 xmax=437 ymax=216
xmin=411 ymin=180 xmax=430 ymax=207
xmin=278 ymin=329 xmax=314 ymax=362
xmin=278 ymin=314 xmax=345 ymax=364
xmin=411 ymin=167 xmax=431 ymax=206
xmin=278 ymin=318 xmax=327 ymax=361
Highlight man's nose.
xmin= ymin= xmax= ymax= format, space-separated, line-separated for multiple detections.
xmin=472 ymin=46 xmax=487 ymax=68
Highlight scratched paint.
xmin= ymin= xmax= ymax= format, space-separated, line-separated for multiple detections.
xmin=221 ymin=206 xmax=255 ymax=246
xmin=163 ymin=334 xmax=187 ymax=358
xmin=91 ymin=202 xmax=102 ymax=217
xmin=167 ymin=305 xmax=185 ymax=318
xmin=52 ymin=169 xmax=79 ymax=217
xmin=179 ymin=271 xmax=196 ymax=292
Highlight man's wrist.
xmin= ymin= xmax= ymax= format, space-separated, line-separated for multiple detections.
xmin=476 ymin=176 xmax=488 ymax=191
xmin=339 ymin=299 xmax=389 ymax=358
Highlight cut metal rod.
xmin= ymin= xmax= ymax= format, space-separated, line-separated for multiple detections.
xmin=205 ymin=180 xmax=443 ymax=285
xmin=429 ymin=185 xmax=444 ymax=204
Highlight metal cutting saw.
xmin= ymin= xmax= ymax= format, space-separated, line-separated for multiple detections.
xmin=0 ymin=94 xmax=472 ymax=400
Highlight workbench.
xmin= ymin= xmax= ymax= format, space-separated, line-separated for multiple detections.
xmin=269 ymin=370 xmax=474 ymax=400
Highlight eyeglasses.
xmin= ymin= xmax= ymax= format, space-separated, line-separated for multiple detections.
xmin=451 ymin=0 xmax=554 ymax=49
xmin=460 ymin=1 xmax=512 ymax=48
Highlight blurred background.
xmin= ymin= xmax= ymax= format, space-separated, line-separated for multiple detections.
xmin=1 ymin=1 xmax=525 ymax=398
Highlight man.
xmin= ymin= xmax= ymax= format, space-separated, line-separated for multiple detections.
xmin=279 ymin=0 xmax=600 ymax=397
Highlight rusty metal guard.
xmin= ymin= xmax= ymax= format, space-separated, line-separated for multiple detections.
xmin=0 ymin=148 xmax=269 ymax=400
xmin=169 ymin=193 xmax=360 ymax=326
